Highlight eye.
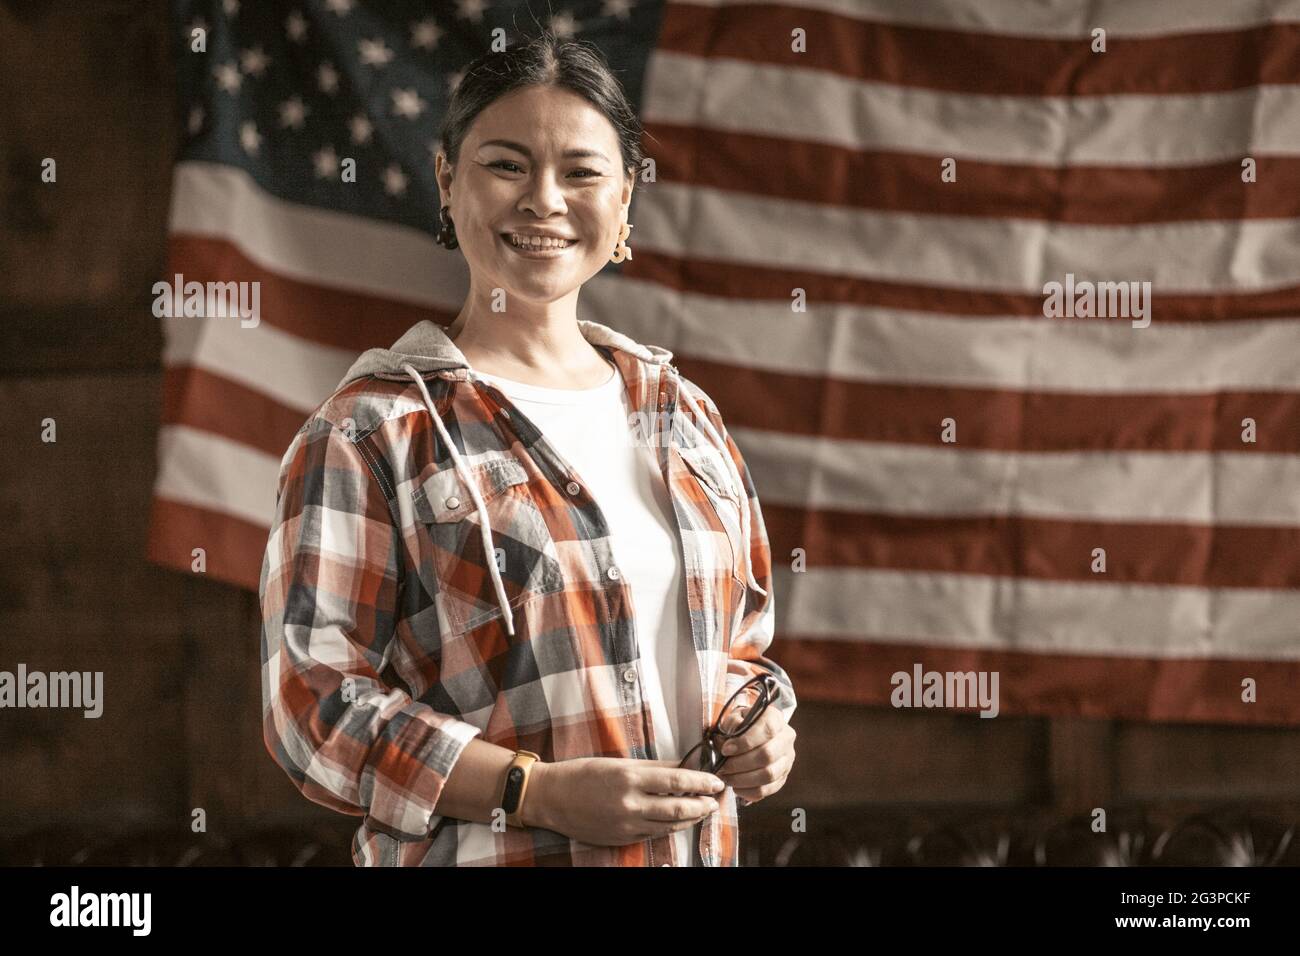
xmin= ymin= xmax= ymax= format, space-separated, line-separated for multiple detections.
xmin=488 ymin=160 xmax=601 ymax=179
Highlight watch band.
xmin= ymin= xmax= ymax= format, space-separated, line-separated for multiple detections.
xmin=501 ymin=749 xmax=540 ymax=829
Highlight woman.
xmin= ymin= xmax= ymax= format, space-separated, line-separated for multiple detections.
xmin=259 ymin=33 xmax=797 ymax=867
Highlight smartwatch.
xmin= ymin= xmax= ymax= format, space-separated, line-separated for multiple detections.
xmin=501 ymin=749 xmax=541 ymax=829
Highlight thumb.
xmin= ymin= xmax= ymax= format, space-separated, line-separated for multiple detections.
xmin=722 ymin=702 xmax=752 ymax=735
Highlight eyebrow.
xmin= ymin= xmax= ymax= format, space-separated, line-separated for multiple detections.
xmin=479 ymin=139 xmax=610 ymax=163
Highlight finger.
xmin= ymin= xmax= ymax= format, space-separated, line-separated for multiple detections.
xmin=733 ymin=768 xmax=793 ymax=806
xmin=719 ymin=726 xmax=794 ymax=773
xmin=640 ymin=793 xmax=721 ymax=823
xmin=720 ymin=701 xmax=753 ymax=735
xmin=719 ymin=708 xmax=782 ymax=759
xmin=639 ymin=767 xmax=726 ymax=797
xmin=720 ymin=752 xmax=795 ymax=790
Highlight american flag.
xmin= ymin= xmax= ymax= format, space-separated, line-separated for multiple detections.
xmin=149 ymin=0 xmax=1300 ymax=725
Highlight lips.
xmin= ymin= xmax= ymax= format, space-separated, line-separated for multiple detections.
xmin=499 ymin=233 xmax=580 ymax=258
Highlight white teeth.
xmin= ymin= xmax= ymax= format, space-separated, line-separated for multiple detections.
xmin=506 ymin=233 xmax=573 ymax=250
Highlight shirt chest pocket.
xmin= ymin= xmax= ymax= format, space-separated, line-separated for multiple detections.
xmin=410 ymin=457 xmax=564 ymax=635
xmin=676 ymin=444 xmax=747 ymax=590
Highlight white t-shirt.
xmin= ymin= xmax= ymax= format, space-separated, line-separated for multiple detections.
xmin=472 ymin=358 xmax=702 ymax=866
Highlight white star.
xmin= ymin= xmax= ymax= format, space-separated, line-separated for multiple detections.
xmin=240 ymin=46 xmax=270 ymax=77
xmin=358 ymin=37 xmax=393 ymax=67
xmin=549 ymin=11 xmax=580 ymax=38
xmin=285 ymin=11 xmax=308 ymax=43
xmin=313 ymin=146 xmax=339 ymax=179
xmin=188 ymin=105 xmax=205 ymax=135
xmin=239 ymin=121 xmax=261 ymax=155
xmin=317 ymin=62 xmax=339 ymax=95
xmin=601 ymin=0 xmax=634 ymax=19
xmin=348 ymin=114 xmax=373 ymax=145
xmin=383 ymin=164 xmax=408 ymax=197
xmin=213 ymin=61 xmax=241 ymax=93
xmin=410 ymin=18 xmax=442 ymax=50
xmin=278 ymin=95 xmax=309 ymax=129
xmin=222 ymin=0 xmax=239 ymax=15
xmin=456 ymin=0 xmax=489 ymax=23
xmin=391 ymin=88 xmax=427 ymax=120
xmin=324 ymin=0 xmax=354 ymax=14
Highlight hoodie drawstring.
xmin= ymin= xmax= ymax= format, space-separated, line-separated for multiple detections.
xmin=678 ymin=381 xmax=767 ymax=598
xmin=403 ymin=363 xmax=516 ymax=635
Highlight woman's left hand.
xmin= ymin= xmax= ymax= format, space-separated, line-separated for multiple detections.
xmin=715 ymin=702 xmax=796 ymax=805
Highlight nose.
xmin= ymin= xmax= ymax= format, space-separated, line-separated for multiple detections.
xmin=518 ymin=169 xmax=567 ymax=219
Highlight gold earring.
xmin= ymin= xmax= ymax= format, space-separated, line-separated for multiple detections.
xmin=611 ymin=221 xmax=634 ymax=263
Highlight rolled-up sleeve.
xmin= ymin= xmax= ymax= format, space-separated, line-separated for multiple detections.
xmin=259 ymin=416 xmax=483 ymax=841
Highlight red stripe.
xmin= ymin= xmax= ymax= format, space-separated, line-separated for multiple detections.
xmin=625 ymin=250 xmax=1300 ymax=322
xmin=645 ymin=122 xmax=1300 ymax=223
xmin=165 ymin=236 xmax=450 ymax=351
xmin=675 ymin=356 xmax=1300 ymax=453
xmin=146 ymin=497 xmax=268 ymax=592
xmin=162 ymin=365 xmax=306 ymax=458
xmin=765 ymin=507 xmax=1300 ymax=589
xmin=778 ymin=636 xmax=1300 ymax=724
xmin=661 ymin=4 xmax=1300 ymax=94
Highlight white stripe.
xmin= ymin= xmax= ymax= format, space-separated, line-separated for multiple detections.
xmin=162 ymin=312 xmax=356 ymax=413
xmin=169 ymin=161 xmax=468 ymax=307
xmin=643 ymin=52 xmax=1300 ymax=163
xmin=153 ymin=424 xmax=282 ymax=527
xmin=776 ymin=567 xmax=1300 ymax=658
xmin=633 ymin=181 xmax=1300 ymax=292
xmin=677 ymin=0 xmax=1300 ymax=37
xmin=731 ymin=427 xmax=1300 ymax=526
xmin=590 ymin=276 xmax=1300 ymax=392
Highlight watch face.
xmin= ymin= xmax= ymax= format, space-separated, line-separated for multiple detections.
xmin=503 ymin=766 xmax=525 ymax=812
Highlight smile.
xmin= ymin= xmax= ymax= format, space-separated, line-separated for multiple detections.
xmin=499 ymin=233 xmax=578 ymax=256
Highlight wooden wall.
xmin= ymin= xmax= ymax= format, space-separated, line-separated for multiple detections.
xmin=3 ymin=1 xmax=1298 ymax=858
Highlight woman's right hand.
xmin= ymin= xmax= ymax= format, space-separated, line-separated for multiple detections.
xmin=525 ymin=758 xmax=725 ymax=847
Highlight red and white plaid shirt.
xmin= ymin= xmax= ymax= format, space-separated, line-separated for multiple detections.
xmin=259 ymin=318 xmax=796 ymax=866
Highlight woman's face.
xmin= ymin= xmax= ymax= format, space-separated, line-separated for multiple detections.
xmin=436 ymin=84 xmax=634 ymax=305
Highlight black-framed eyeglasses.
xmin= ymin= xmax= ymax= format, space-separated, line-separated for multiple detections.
xmin=678 ymin=673 xmax=781 ymax=774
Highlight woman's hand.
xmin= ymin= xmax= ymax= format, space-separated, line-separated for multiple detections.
xmin=525 ymin=757 xmax=724 ymax=846
xmin=716 ymin=701 xmax=796 ymax=806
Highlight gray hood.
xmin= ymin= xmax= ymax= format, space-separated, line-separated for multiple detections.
xmin=337 ymin=317 xmax=675 ymax=389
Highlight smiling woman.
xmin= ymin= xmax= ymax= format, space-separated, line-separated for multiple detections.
xmin=429 ymin=43 xmax=646 ymax=359
xmin=258 ymin=31 xmax=798 ymax=869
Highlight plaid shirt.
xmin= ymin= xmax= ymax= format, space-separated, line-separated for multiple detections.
xmin=259 ymin=319 xmax=796 ymax=866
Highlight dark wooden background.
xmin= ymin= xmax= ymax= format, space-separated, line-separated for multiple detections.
xmin=2 ymin=1 xmax=1298 ymax=865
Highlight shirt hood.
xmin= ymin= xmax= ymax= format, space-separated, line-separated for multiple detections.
xmin=337 ymin=317 xmax=675 ymax=389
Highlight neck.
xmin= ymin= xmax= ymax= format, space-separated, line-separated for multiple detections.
xmin=448 ymin=290 xmax=611 ymax=388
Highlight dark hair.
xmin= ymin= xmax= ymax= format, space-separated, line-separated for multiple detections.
xmin=439 ymin=31 xmax=646 ymax=183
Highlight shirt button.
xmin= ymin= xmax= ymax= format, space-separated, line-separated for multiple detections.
xmin=661 ymin=863 xmax=671 ymax=867
xmin=445 ymin=496 xmax=461 ymax=509
xmin=607 ymin=566 xmax=621 ymax=581
xmin=623 ymin=667 xmax=637 ymax=683
xmin=566 ymin=481 xmax=580 ymax=496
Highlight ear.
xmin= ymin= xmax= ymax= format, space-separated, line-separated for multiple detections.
xmin=620 ymin=166 xmax=635 ymax=210
xmin=435 ymin=151 xmax=454 ymax=206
